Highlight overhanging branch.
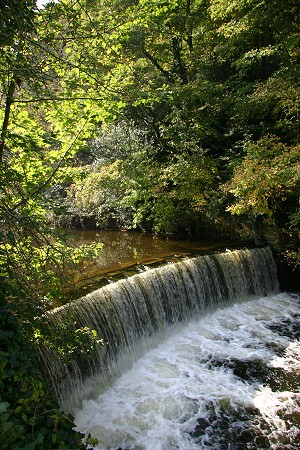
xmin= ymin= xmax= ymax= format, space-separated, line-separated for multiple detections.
xmin=11 ymin=97 xmax=106 ymax=103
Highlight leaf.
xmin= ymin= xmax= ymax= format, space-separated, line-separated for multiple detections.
xmin=14 ymin=433 xmax=44 ymax=450
xmin=0 ymin=401 xmax=9 ymax=413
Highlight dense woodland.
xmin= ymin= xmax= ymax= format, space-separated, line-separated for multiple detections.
xmin=0 ymin=0 xmax=299 ymax=448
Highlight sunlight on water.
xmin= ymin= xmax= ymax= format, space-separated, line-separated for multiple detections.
xmin=65 ymin=230 xmax=228 ymax=297
xmin=74 ymin=293 xmax=300 ymax=450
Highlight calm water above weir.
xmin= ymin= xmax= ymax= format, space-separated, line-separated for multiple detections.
xmin=66 ymin=230 xmax=231 ymax=297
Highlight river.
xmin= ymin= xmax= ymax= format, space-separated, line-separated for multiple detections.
xmin=74 ymin=292 xmax=300 ymax=450
xmin=39 ymin=246 xmax=300 ymax=449
xmin=65 ymin=230 xmax=231 ymax=299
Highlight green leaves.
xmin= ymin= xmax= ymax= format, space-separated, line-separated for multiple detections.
xmin=0 ymin=303 xmax=88 ymax=450
xmin=0 ymin=0 xmax=36 ymax=47
xmin=0 ymin=230 xmax=104 ymax=309
xmin=34 ymin=318 xmax=105 ymax=364
xmin=225 ymin=136 xmax=300 ymax=224
xmin=66 ymin=121 xmax=217 ymax=235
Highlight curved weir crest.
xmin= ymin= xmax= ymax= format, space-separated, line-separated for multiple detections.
xmin=38 ymin=247 xmax=279 ymax=413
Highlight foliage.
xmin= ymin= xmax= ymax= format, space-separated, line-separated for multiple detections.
xmin=58 ymin=0 xmax=299 ymax=253
xmin=66 ymin=122 xmax=149 ymax=228
xmin=0 ymin=0 xmax=300 ymax=447
xmin=225 ymin=136 xmax=300 ymax=222
xmin=0 ymin=292 xmax=98 ymax=450
xmin=0 ymin=193 xmax=103 ymax=450
xmin=68 ymin=161 xmax=130 ymax=228
xmin=0 ymin=161 xmax=104 ymax=448
xmin=67 ymin=122 xmax=218 ymax=235
xmin=0 ymin=202 xmax=103 ymax=308
xmin=284 ymin=248 xmax=300 ymax=269
xmin=0 ymin=0 xmax=35 ymax=47
xmin=122 ymin=147 xmax=217 ymax=235
xmin=36 ymin=322 xmax=105 ymax=365
xmin=0 ymin=4 xmax=105 ymax=449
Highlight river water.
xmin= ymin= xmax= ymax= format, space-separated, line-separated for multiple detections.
xmin=66 ymin=230 xmax=230 ymax=297
xmin=74 ymin=292 xmax=300 ymax=450
xmin=48 ymin=235 xmax=299 ymax=449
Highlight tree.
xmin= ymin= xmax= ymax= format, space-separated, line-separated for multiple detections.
xmin=60 ymin=0 xmax=299 ymax=248
xmin=67 ymin=121 xmax=218 ymax=235
xmin=0 ymin=0 xmax=37 ymax=161
xmin=225 ymin=135 xmax=300 ymax=248
xmin=0 ymin=4 xmax=103 ymax=447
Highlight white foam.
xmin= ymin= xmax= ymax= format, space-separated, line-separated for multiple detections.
xmin=74 ymin=293 xmax=300 ymax=449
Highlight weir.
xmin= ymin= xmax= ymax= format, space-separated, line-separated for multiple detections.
xmin=38 ymin=247 xmax=279 ymax=413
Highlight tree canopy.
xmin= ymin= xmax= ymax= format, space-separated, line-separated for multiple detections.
xmin=1 ymin=0 xmax=299 ymax=301
xmin=0 ymin=0 xmax=299 ymax=448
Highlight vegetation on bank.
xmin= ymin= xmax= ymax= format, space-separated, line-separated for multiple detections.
xmin=0 ymin=287 xmax=92 ymax=450
xmin=0 ymin=0 xmax=299 ymax=448
xmin=50 ymin=0 xmax=299 ymax=252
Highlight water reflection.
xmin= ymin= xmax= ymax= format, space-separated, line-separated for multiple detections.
xmin=64 ymin=230 xmax=230 ymax=300
xmin=71 ymin=230 xmax=227 ymax=268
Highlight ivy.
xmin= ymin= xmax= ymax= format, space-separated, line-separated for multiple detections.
xmin=0 ymin=295 xmax=97 ymax=450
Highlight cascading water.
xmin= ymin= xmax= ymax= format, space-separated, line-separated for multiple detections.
xmin=75 ymin=292 xmax=300 ymax=450
xmin=38 ymin=246 xmax=300 ymax=449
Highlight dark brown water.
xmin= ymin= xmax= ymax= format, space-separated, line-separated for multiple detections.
xmin=64 ymin=230 xmax=231 ymax=299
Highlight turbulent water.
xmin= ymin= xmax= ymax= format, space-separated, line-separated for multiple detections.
xmin=74 ymin=292 xmax=300 ymax=450
xmin=40 ymin=247 xmax=278 ymax=411
xmin=38 ymin=246 xmax=300 ymax=448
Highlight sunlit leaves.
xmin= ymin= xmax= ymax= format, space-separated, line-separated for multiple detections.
xmin=68 ymin=160 xmax=128 ymax=228
xmin=67 ymin=120 xmax=217 ymax=235
xmin=226 ymin=136 xmax=300 ymax=224
xmin=34 ymin=320 xmax=105 ymax=363
xmin=1 ymin=231 xmax=103 ymax=309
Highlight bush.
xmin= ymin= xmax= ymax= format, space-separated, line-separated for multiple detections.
xmin=0 ymin=292 xmax=92 ymax=450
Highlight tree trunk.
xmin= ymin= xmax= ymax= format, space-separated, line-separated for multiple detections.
xmin=0 ymin=77 xmax=16 ymax=163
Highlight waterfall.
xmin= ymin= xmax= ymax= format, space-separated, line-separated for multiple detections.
xmin=38 ymin=247 xmax=279 ymax=413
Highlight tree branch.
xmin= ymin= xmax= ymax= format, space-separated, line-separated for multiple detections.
xmin=12 ymin=119 xmax=88 ymax=210
xmin=11 ymin=96 xmax=106 ymax=103
xmin=0 ymin=77 xmax=16 ymax=164
xmin=142 ymin=48 xmax=174 ymax=83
